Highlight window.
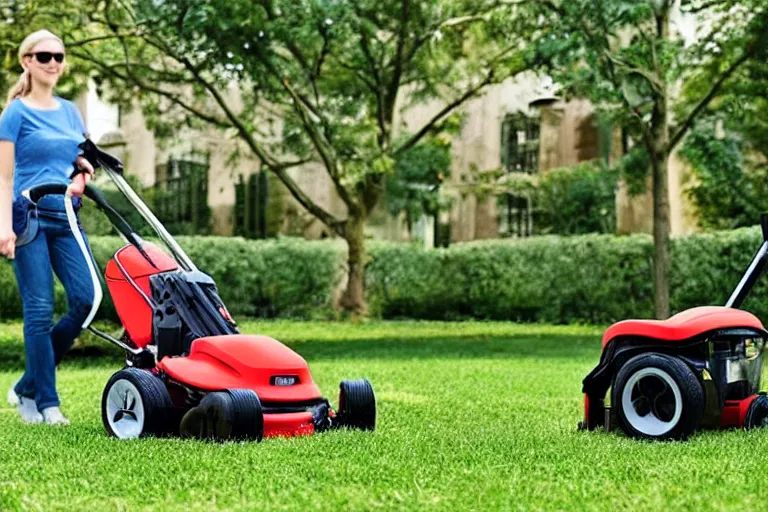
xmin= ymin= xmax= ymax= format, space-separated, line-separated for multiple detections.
xmin=499 ymin=113 xmax=540 ymax=237
xmin=154 ymin=152 xmax=210 ymax=234
xmin=501 ymin=113 xmax=540 ymax=174
xmin=234 ymin=171 xmax=270 ymax=239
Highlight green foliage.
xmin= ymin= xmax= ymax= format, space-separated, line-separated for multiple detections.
xmin=4 ymin=226 xmax=768 ymax=324
xmin=530 ymin=0 xmax=768 ymax=169
xmin=0 ymin=237 xmax=344 ymax=322
xmin=76 ymin=0 xmax=532 ymax=196
xmin=534 ymin=161 xmax=618 ymax=235
xmin=368 ymin=226 xmax=768 ymax=323
xmin=471 ymin=160 xmax=618 ymax=235
xmin=680 ymin=120 xmax=768 ymax=230
xmin=63 ymin=0 xmax=539 ymax=311
xmin=366 ymin=235 xmax=655 ymax=323
xmin=618 ymin=145 xmax=651 ymax=195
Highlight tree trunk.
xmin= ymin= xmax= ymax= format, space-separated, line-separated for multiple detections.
xmin=340 ymin=216 xmax=367 ymax=316
xmin=651 ymin=149 xmax=671 ymax=319
xmin=651 ymin=3 xmax=672 ymax=320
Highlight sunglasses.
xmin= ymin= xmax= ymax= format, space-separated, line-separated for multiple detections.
xmin=25 ymin=52 xmax=65 ymax=64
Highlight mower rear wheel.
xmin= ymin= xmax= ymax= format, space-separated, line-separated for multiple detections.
xmin=745 ymin=395 xmax=768 ymax=429
xmin=613 ymin=353 xmax=704 ymax=440
xmin=102 ymin=368 xmax=173 ymax=439
xmin=337 ymin=379 xmax=376 ymax=431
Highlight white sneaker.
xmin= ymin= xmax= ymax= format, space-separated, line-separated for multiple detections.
xmin=18 ymin=397 xmax=43 ymax=424
xmin=42 ymin=406 xmax=70 ymax=426
xmin=7 ymin=379 xmax=20 ymax=407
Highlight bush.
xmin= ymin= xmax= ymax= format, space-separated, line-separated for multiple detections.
xmin=0 ymin=236 xmax=344 ymax=322
xmin=1 ymin=228 xmax=767 ymax=324
xmin=366 ymin=235 xmax=654 ymax=323
xmin=534 ymin=161 xmax=619 ymax=235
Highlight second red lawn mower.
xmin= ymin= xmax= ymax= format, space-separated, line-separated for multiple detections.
xmin=581 ymin=216 xmax=768 ymax=440
xmin=26 ymin=139 xmax=376 ymax=441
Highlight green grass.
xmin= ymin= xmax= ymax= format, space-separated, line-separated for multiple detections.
xmin=1 ymin=320 xmax=768 ymax=511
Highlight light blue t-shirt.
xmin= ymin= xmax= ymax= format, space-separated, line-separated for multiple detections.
xmin=0 ymin=97 xmax=87 ymax=206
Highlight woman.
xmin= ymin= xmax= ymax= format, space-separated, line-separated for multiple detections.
xmin=0 ymin=30 xmax=96 ymax=425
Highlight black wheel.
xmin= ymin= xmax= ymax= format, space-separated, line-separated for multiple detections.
xmin=612 ymin=353 xmax=704 ymax=441
xmin=180 ymin=389 xmax=263 ymax=442
xmin=227 ymin=389 xmax=264 ymax=441
xmin=745 ymin=395 xmax=768 ymax=429
xmin=337 ymin=379 xmax=376 ymax=431
xmin=102 ymin=368 xmax=173 ymax=439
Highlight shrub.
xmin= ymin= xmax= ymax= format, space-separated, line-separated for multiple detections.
xmin=1 ymin=228 xmax=767 ymax=324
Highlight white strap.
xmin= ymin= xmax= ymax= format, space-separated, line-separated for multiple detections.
xmin=64 ymin=188 xmax=103 ymax=328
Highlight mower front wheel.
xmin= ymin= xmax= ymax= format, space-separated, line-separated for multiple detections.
xmin=612 ymin=353 xmax=704 ymax=441
xmin=179 ymin=389 xmax=264 ymax=442
xmin=102 ymin=368 xmax=174 ymax=439
xmin=337 ymin=379 xmax=376 ymax=431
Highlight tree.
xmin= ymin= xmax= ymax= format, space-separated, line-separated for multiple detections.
xmin=64 ymin=0 xmax=538 ymax=314
xmin=529 ymin=0 xmax=768 ymax=318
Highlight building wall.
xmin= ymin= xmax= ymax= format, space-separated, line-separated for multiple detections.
xmin=393 ymin=73 xmax=605 ymax=242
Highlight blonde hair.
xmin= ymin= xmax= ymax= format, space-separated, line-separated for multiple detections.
xmin=5 ymin=30 xmax=65 ymax=106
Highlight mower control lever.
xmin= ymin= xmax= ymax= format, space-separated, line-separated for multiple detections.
xmin=78 ymin=138 xmax=124 ymax=174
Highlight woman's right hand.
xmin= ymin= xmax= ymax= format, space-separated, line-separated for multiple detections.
xmin=67 ymin=172 xmax=88 ymax=197
xmin=0 ymin=227 xmax=16 ymax=260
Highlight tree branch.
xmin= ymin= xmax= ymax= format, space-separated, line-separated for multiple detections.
xmin=394 ymin=70 xmax=498 ymax=157
xmin=131 ymin=32 xmax=347 ymax=233
xmin=267 ymin=65 xmax=359 ymax=212
xmin=66 ymin=31 xmax=141 ymax=48
xmin=680 ymin=0 xmax=726 ymax=14
xmin=274 ymin=157 xmax=314 ymax=170
xmin=604 ymin=51 xmax=664 ymax=93
xmin=68 ymin=49 xmax=231 ymax=129
xmin=386 ymin=0 xmax=410 ymax=118
xmin=668 ymin=47 xmax=756 ymax=150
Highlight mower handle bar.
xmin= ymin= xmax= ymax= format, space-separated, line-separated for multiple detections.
xmin=23 ymin=139 xmax=198 ymax=274
xmin=25 ymin=182 xmax=147 ymax=256
xmin=726 ymin=213 xmax=768 ymax=309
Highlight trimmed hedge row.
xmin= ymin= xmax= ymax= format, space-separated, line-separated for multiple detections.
xmin=0 ymin=237 xmax=344 ymax=321
xmin=1 ymin=227 xmax=767 ymax=324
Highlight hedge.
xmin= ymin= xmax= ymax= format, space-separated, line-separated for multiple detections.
xmin=0 ymin=237 xmax=344 ymax=322
xmin=1 ymin=227 xmax=767 ymax=324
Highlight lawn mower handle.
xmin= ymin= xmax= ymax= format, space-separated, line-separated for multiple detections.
xmin=25 ymin=182 xmax=146 ymax=256
xmin=725 ymin=213 xmax=768 ymax=309
xmin=75 ymin=139 xmax=199 ymax=274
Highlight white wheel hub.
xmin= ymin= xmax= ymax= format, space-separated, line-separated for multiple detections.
xmin=621 ymin=367 xmax=683 ymax=437
xmin=106 ymin=379 xmax=145 ymax=439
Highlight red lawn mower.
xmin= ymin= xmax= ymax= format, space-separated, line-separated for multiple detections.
xmin=28 ymin=139 xmax=376 ymax=441
xmin=581 ymin=217 xmax=768 ymax=440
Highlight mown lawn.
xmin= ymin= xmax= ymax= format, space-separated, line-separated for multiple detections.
xmin=1 ymin=320 xmax=768 ymax=511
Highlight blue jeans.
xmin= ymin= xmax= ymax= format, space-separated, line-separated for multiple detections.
xmin=13 ymin=212 xmax=96 ymax=411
